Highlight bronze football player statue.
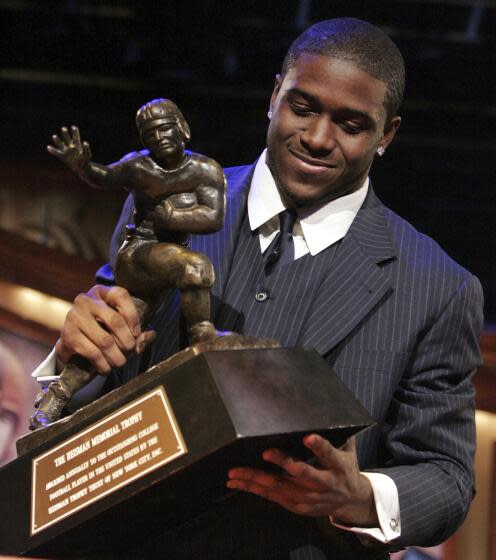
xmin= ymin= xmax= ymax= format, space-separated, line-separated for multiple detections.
xmin=31 ymin=98 xmax=227 ymax=429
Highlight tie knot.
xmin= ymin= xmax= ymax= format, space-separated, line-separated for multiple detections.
xmin=279 ymin=209 xmax=297 ymax=234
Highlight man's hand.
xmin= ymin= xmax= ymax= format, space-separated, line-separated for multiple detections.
xmin=55 ymin=285 xmax=156 ymax=374
xmin=47 ymin=125 xmax=92 ymax=173
xmin=227 ymin=434 xmax=378 ymax=527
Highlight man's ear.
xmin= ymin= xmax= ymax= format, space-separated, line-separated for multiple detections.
xmin=381 ymin=116 xmax=401 ymax=151
xmin=269 ymin=73 xmax=283 ymax=113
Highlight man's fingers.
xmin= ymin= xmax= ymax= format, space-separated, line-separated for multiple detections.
xmin=262 ymin=448 xmax=308 ymax=478
xmin=84 ymin=300 xmax=136 ymax=353
xmin=104 ymin=286 xmax=142 ymax=337
xmin=227 ymin=467 xmax=326 ymax=513
xmin=227 ymin=437 xmax=367 ymax=520
xmin=54 ymin=284 xmax=158 ymax=376
xmin=227 ymin=467 xmax=289 ymax=505
xmin=340 ymin=435 xmax=356 ymax=453
xmin=62 ymin=306 xmax=129 ymax=372
xmin=82 ymin=286 xmax=140 ymax=350
xmin=227 ymin=477 xmax=282 ymax=503
xmin=228 ymin=467 xmax=284 ymax=489
xmin=135 ymin=330 xmax=156 ymax=354
xmin=56 ymin=285 xmax=143 ymax=374
xmin=303 ymin=434 xmax=343 ymax=470
xmin=55 ymin=333 xmax=115 ymax=375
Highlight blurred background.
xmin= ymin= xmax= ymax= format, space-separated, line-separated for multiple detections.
xmin=0 ymin=1 xmax=494 ymax=559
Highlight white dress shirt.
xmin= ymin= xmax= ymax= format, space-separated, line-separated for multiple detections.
xmin=248 ymin=149 xmax=369 ymax=258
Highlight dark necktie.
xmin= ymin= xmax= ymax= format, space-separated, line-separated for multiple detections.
xmin=264 ymin=209 xmax=297 ymax=270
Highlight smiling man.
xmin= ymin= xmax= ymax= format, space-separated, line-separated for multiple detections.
xmin=266 ymin=55 xmax=400 ymax=208
xmin=34 ymin=18 xmax=483 ymax=560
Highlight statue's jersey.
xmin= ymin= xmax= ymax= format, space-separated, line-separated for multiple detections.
xmin=112 ymin=149 xmax=224 ymax=227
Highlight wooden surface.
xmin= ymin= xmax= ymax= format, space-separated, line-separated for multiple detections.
xmin=0 ymin=307 xmax=58 ymax=346
xmin=0 ymin=228 xmax=100 ymax=302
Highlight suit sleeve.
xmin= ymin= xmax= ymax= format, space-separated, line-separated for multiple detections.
xmin=95 ymin=193 xmax=135 ymax=285
xmin=370 ymin=273 xmax=484 ymax=547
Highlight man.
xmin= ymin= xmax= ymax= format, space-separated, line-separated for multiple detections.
xmin=35 ymin=18 xmax=483 ymax=559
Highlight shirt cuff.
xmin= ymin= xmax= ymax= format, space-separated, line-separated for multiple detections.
xmin=31 ymin=348 xmax=58 ymax=388
xmin=31 ymin=349 xmax=106 ymax=410
xmin=330 ymin=471 xmax=401 ymax=543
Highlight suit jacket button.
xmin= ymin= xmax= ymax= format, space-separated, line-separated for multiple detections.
xmin=255 ymin=291 xmax=268 ymax=302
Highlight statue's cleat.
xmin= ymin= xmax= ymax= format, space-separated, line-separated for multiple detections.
xmin=29 ymin=409 xmax=52 ymax=431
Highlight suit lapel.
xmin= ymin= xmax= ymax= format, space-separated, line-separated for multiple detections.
xmin=299 ymin=188 xmax=397 ymax=356
xmin=190 ymin=164 xmax=255 ymax=318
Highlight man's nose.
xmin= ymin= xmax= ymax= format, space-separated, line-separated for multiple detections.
xmin=300 ymin=117 xmax=336 ymax=155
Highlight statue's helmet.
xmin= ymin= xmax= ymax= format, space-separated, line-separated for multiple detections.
xmin=135 ymin=98 xmax=191 ymax=142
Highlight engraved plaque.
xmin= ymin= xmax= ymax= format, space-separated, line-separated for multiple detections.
xmin=31 ymin=386 xmax=187 ymax=535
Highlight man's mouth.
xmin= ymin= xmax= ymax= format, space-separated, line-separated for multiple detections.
xmin=288 ymin=149 xmax=336 ymax=172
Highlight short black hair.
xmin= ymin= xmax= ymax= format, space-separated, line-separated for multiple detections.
xmin=282 ymin=18 xmax=405 ymax=123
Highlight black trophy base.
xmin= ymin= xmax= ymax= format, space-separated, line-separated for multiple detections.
xmin=0 ymin=347 xmax=373 ymax=558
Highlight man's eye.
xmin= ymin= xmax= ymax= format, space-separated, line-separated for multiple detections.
xmin=341 ymin=122 xmax=363 ymax=134
xmin=290 ymin=103 xmax=313 ymax=116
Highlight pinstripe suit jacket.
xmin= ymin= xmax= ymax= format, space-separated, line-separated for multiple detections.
xmin=103 ymin=163 xmax=483 ymax=558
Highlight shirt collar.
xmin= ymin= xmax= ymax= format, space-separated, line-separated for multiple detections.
xmin=248 ymin=149 xmax=286 ymax=231
xmin=247 ymin=149 xmax=369 ymax=256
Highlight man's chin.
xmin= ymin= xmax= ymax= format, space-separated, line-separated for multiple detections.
xmin=276 ymin=180 xmax=335 ymax=209
xmin=280 ymin=191 xmax=315 ymax=209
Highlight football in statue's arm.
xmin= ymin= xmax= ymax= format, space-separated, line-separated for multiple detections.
xmin=167 ymin=192 xmax=198 ymax=209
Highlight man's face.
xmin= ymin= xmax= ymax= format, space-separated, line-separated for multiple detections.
xmin=140 ymin=119 xmax=184 ymax=163
xmin=266 ymin=54 xmax=400 ymax=208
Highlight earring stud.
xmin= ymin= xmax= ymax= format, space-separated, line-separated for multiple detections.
xmin=267 ymin=110 xmax=273 ymax=119
xmin=376 ymin=146 xmax=385 ymax=156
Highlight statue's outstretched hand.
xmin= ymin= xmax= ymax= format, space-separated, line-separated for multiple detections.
xmin=47 ymin=125 xmax=92 ymax=173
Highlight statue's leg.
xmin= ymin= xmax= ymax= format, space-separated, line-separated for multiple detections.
xmin=30 ymin=360 xmax=96 ymax=430
xmin=30 ymin=239 xmax=157 ymax=430
xmin=115 ymin=237 xmax=166 ymax=332
xmin=125 ymin=241 xmax=218 ymax=344
xmin=181 ymin=288 xmax=217 ymax=343
xmin=30 ymin=295 xmax=152 ymax=431
xmin=176 ymin=251 xmax=216 ymax=344
xmin=115 ymin=237 xmax=159 ymax=319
